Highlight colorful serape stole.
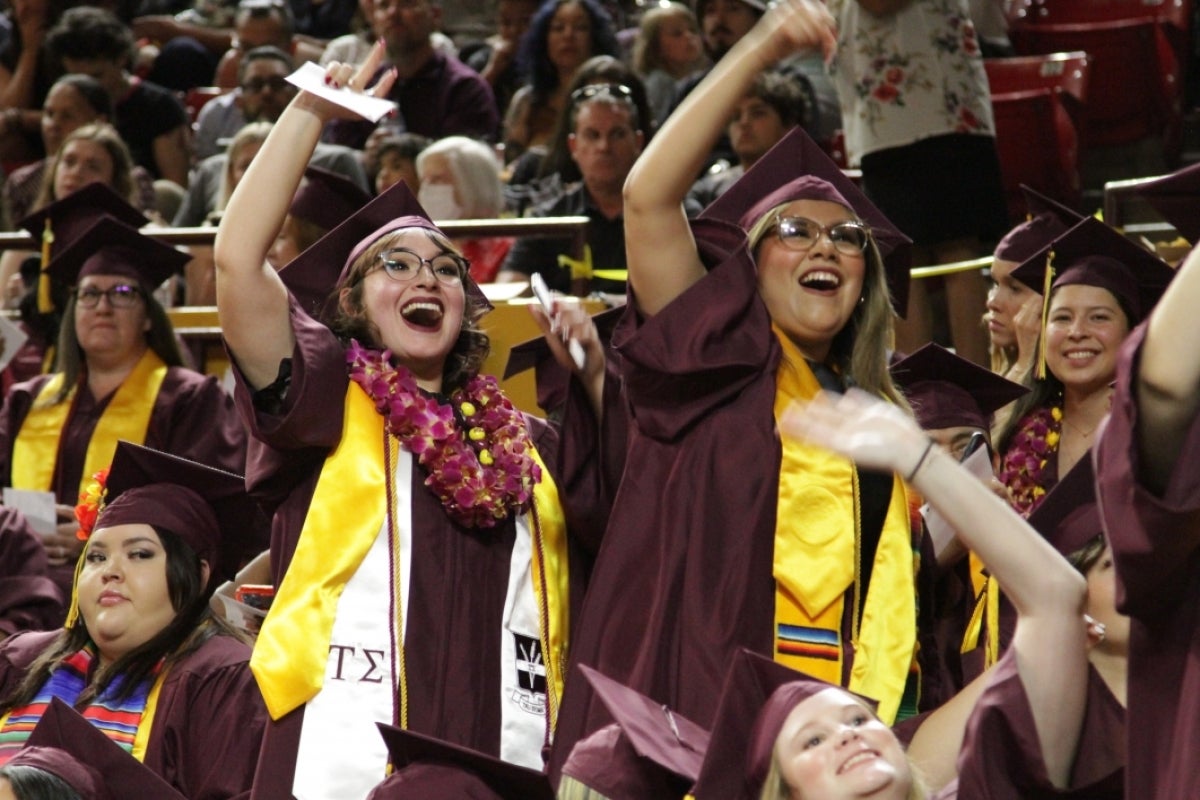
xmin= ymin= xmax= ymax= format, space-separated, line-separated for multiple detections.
xmin=0 ymin=648 xmax=160 ymax=763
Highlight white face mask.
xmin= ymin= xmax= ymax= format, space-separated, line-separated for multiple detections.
xmin=418 ymin=182 xmax=463 ymax=221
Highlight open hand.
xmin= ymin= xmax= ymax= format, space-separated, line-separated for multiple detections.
xmin=779 ymin=388 xmax=929 ymax=474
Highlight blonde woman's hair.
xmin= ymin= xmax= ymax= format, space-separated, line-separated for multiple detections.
xmin=556 ymin=775 xmax=613 ymax=800
xmin=632 ymin=2 xmax=699 ymax=76
xmin=218 ymin=121 xmax=273 ymax=212
xmin=746 ymin=202 xmax=910 ymax=411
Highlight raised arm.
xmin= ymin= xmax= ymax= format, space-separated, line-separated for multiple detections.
xmin=781 ymin=390 xmax=1088 ymax=789
xmin=624 ymin=0 xmax=836 ymax=316
xmin=1133 ymin=244 xmax=1200 ymax=494
xmin=213 ymin=44 xmax=394 ymax=390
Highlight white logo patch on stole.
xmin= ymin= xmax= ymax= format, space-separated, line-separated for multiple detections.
xmin=293 ymin=455 xmax=413 ymax=800
xmin=499 ymin=514 xmax=547 ymax=768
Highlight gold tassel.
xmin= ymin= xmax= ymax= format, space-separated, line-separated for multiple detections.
xmin=37 ymin=218 xmax=54 ymax=314
xmin=1035 ymin=250 xmax=1055 ymax=381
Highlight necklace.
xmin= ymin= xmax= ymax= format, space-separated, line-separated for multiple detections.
xmin=1061 ymin=416 xmax=1097 ymax=438
xmin=346 ymin=340 xmax=542 ymax=528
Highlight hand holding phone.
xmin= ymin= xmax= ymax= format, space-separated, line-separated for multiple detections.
xmin=530 ymin=272 xmax=585 ymax=370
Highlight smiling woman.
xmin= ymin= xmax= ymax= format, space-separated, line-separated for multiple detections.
xmin=995 ymin=218 xmax=1175 ymax=517
xmin=0 ymin=442 xmax=268 ymax=799
xmin=213 ymin=41 xmax=610 ymax=799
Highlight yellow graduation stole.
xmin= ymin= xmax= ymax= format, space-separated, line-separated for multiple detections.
xmin=771 ymin=331 xmax=918 ymax=724
xmin=960 ymin=554 xmax=1001 ymax=667
xmin=251 ymin=381 xmax=570 ymax=723
xmin=11 ymin=350 xmax=168 ymax=498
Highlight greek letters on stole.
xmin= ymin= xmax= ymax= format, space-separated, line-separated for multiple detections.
xmin=250 ymin=382 xmax=569 ymax=798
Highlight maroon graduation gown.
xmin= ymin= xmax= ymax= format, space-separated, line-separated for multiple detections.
xmin=549 ymin=218 xmax=923 ymax=780
xmin=0 ymin=629 xmax=266 ymax=800
xmin=0 ymin=365 xmax=249 ymax=613
xmin=233 ymin=299 xmax=601 ymax=798
xmin=0 ymin=507 xmax=63 ymax=634
xmin=1094 ymin=321 xmax=1200 ymax=800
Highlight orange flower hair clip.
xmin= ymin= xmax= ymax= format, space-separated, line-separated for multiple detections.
xmin=74 ymin=467 xmax=110 ymax=541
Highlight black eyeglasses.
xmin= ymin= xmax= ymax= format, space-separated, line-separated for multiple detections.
xmin=241 ymin=75 xmax=290 ymax=94
xmin=570 ymin=83 xmax=633 ymax=104
xmin=75 ymin=284 xmax=143 ymax=309
xmin=376 ymin=249 xmax=467 ymax=286
xmin=767 ymin=215 xmax=872 ymax=256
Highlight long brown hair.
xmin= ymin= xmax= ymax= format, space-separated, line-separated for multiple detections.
xmin=747 ymin=203 xmax=910 ymax=411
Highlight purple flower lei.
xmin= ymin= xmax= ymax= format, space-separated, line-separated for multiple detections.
xmin=346 ymin=340 xmax=542 ymax=528
xmin=997 ymin=403 xmax=1063 ymax=517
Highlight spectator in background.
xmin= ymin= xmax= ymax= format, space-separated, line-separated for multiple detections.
xmin=320 ymin=0 xmax=458 ymax=69
xmin=828 ymin=0 xmax=1008 ymax=366
xmin=0 ymin=0 xmax=52 ymax=166
xmin=503 ymin=0 xmax=619 ymax=163
xmin=498 ymin=82 xmax=642 ymax=295
xmin=45 ymin=7 xmax=192 ymax=187
xmin=267 ymin=165 xmax=372 ymax=269
xmin=506 ymin=54 xmax=651 ymax=215
xmin=372 ymin=131 xmax=430 ymax=195
xmin=685 ymin=69 xmax=804 ymax=214
xmin=193 ymin=45 xmax=295 ymax=160
xmin=211 ymin=0 xmax=323 ymax=89
xmin=325 ymin=0 xmax=499 ymax=149
xmin=415 ymin=135 xmax=512 ymax=282
xmin=463 ymin=0 xmax=539 ymax=125
xmin=3 ymin=74 xmax=156 ymax=229
xmin=631 ymin=1 xmax=706 ymax=129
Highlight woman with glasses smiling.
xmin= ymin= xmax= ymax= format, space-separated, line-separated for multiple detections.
xmin=549 ymin=0 xmax=928 ymax=785
xmin=213 ymin=41 xmax=610 ymax=799
xmin=0 ymin=205 xmax=248 ymax=621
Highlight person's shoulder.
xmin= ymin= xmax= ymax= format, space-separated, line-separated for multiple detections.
xmin=174 ymin=631 xmax=253 ymax=674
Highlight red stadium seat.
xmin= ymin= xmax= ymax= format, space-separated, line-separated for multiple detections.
xmin=989 ymin=87 xmax=1082 ymax=221
xmin=1010 ymin=19 xmax=1181 ymax=160
xmin=183 ymin=86 xmax=227 ymax=126
xmin=984 ymin=52 xmax=1090 ymax=130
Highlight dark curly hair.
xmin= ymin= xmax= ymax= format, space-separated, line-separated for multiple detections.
xmin=46 ymin=7 xmax=136 ymax=67
xmin=329 ymin=227 xmax=492 ymax=391
xmin=517 ymin=0 xmax=620 ymax=102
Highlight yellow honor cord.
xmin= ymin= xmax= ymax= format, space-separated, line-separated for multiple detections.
xmin=1035 ymin=251 xmax=1055 ymax=381
xmin=37 ymin=218 xmax=54 ymax=314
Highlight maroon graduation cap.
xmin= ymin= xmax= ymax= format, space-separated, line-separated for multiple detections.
xmin=17 ymin=183 xmax=149 ymax=261
xmin=13 ymin=697 xmax=187 ymax=800
xmin=1134 ymin=162 xmax=1200 ymax=245
xmin=994 ymin=184 xmax=1085 ymax=263
xmin=368 ymin=724 xmax=554 ymax=800
xmin=279 ymin=178 xmax=490 ymax=325
xmin=17 ymin=184 xmax=151 ymax=312
xmin=559 ymin=664 xmax=710 ymax=799
xmin=689 ymin=649 xmax=873 ymax=800
xmin=699 ymin=126 xmax=913 ymax=316
xmin=891 ymin=343 xmax=1028 ymax=432
xmin=96 ymin=441 xmax=265 ymax=590
xmin=45 ymin=216 xmax=189 ymax=293
xmin=1026 ymin=455 xmax=1102 ymax=557
xmin=289 ymin=165 xmax=372 ymax=232
xmin=1010 ymin=217 xmax=1175 ymax=326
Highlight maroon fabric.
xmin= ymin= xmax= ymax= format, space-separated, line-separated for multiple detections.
xmin=367 ymin=763 xmax=502 ymax=799
xmin=1026 ymin=457 xmax=1102 ymax=557
xmin=1094 ymin=321 xmax=1200 ymax=799
xmin=951 ymin=647 xmax=1124 ymax=799
xmin=561 ymin=724 xmax=693 ymax=800
xmin=0 ymin=506 xmax=63 ymax=635
xmin=0 ymin=630 xmax=266 ymax=800
xmin=96 ymin=485 xmax=220 ymax=569
xmin=4 ymin=746 xmax=102 ymax=800
xmin=891 ymin=343 xmax=1028 ymax=432
xmin=0 ymin=366 xmax=251 ymax=620
xmin=548 ymin=219 xmax=923 ymax=782
xmin=744 ymin=681 xmax=844 ymax=796
xmin=289 ymin=166 xmax=371 ymax=233
xmin=232 ymin=297 xmax=603 ymax=798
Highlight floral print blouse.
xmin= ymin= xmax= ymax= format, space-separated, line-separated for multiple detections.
xmin=828 ymin=0 xmax=996 ymax=165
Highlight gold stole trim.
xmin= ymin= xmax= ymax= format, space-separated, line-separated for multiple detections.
xmin=961 ymin=553 xmax=1000 ymax=666
xmin=131 ymin=669 xmax=167 ymax=760
xmin=251 ymin=381 xmax=570 ymax=726
xmin=529 ymin=446 xmax=568 ymax=730
xmin=771 ymin=330 xmax=917 ymax=724
xmin=11 ymin=350 xmax=168 ymax=498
